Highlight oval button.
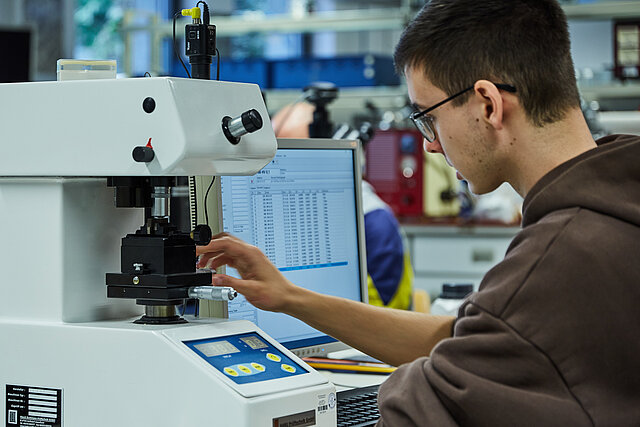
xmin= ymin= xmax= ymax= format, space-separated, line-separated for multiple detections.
xmin=266 ymin=353 xmax=281 ymax=362
xmin=224 ymin=367 xmax=238 ymax=377
xmin=281 ymin=364 xmax=296 ymax=373
xmin=251 ymin=362 xmax=265 ymax=372
xmin=237 ymin=365 xmax=252 ymax=374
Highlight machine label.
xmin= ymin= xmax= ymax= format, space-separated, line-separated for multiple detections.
xmin=316 ymin=393 xmax=328 ymax=414
xmin=5 ymin=385 xmax=62 ymax=427
xmin=315 ymin=392 xmax=335 ymax=415
xmin=272 ymin=409 xmax=316 ymax=427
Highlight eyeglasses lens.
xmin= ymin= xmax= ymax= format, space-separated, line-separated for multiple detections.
xmin=414 ymin=116 xmax=436 ymax=142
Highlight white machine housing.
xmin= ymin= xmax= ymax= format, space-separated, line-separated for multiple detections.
xmin=2 ymin=319 xmax=336 ymax=426
xmin=0 ymin=77 xmax=275 ymax=176
xmin=0 ymin=78 xmax=336 ymax=426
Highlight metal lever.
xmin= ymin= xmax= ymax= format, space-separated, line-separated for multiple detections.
xmin=188 ymin=286 xmax=237 ymax=301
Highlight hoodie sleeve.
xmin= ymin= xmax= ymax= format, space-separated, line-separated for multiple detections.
xmin=377 ymin=303 xmax=592 ymax=427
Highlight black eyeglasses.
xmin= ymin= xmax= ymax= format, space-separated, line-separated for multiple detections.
xmin=410 ymin=83 xmax=517 ymax=142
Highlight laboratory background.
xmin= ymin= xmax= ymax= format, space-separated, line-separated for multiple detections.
xmin=1 ymin=0 xmax=639 ymax=426
xmin=2 ymin=0 xmax=640 ymax=298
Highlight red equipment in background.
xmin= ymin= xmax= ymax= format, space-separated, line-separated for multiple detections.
xmin=365 ymin=129 xmax=424 ymax=218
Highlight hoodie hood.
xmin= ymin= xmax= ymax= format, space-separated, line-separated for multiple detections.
xmin=522 ymin=134 xmax=640 ymax=228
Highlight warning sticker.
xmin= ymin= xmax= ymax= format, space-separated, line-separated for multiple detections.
xmin=5 ymin=385 xmax=62 ymax=427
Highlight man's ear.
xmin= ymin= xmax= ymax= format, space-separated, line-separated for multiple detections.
xmin=474 ymin=80 xmax=504 ymax=131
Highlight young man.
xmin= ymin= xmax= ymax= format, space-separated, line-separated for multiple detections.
xmin=198 ymin=0 xmax=640 ymax=424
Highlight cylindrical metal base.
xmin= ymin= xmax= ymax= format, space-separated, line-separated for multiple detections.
xmin=133 ymin=304 xmax=187 ymax=324
xmin=145 ymin=305 xmax=176 ymax=318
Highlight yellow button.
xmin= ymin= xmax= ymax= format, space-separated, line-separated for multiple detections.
xmin=251 ymin=362 xmax=265 ymax=372
xmin=266 ymin=353 xmax=281 ymax=362
xmin=281 ymin=364 xmax=296 ymax=373
xmin=224 ymin=367 xmax=238 ymax=377
xmin=238 ymin=364 xmax=252 ymax=374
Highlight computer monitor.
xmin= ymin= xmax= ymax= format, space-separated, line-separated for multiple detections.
xmin=219 ymin=139 xmax=368 ymax=357
xmin=0 ymin=27 xmax=33 ymax=83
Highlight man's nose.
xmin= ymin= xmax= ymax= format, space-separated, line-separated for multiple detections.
xmin=423 ymin=137 xmax=444 ymax=155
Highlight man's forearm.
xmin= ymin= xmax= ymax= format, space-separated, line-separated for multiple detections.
xmin=284 ymin=287 xmax=455 ymax=366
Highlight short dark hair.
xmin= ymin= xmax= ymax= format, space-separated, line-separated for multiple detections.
xmin=394 ymin=0 xmax=581 ymax=126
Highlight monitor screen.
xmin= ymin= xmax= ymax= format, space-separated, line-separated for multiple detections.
xmin=0 ymin=29 xmax=31 ymax=83
xmin=220 ymin=143 xmax=365 ymax=350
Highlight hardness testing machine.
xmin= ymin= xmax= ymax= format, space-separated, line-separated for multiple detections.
xmin=0 ymin=77 xmax=337 ymax=426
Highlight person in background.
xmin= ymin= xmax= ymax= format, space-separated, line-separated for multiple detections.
xmin=198 ymin=0 xmax=640 ymax=424
xmin=272 ymin=102 xmax=414 ymax=310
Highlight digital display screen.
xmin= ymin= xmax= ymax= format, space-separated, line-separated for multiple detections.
xmin=194 ymin=340 xmax=240 ymax=357
xmin=240 ymin=336 xmax=268 ymax=350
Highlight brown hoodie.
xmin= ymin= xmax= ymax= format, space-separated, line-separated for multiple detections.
xmin=377 ymin=135 xmax=640 ymax=426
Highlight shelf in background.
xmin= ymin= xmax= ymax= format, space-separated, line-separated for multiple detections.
xmin=264 ymin=82 xmax=640 ymax=120
xmin=562 ymin=1 xmax=640 ymax=20
xmin=265 ymin=85 xmax=408 ymax=115
xmin=121 ymin=1 xmax=640 ymax=40
xmin=579 ymin=82 xmax=640 ymax=99
xmin=120 ymin=1 xmax=640 ymax=81
xmin=122 ymin=8 xmax=411 ymax=39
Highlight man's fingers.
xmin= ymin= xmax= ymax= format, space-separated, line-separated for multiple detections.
xmin=196 ymin=234 xmax=249 ymax=259
xmin=196 ymin=245 xmax=213 ymax=256
xmin=197 ymin=252 xmax=231 ymax=269
xmin=210 ymin=231 xmax=231 ymax=240
xmin=208 ymin=254 xmax=235 ymax=270
xmin=197 ymin=253 xmax=214 ymax=268
xmin=212 ymin=274 xmax=250 ymax=293
xmin=195 ymin=232 xmax=233 ymax=255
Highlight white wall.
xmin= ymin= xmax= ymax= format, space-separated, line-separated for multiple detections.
xmin=569 ymin=19 xmax=613 ymax=81
xmin=0 ymin=0 xmax=25 ymax=25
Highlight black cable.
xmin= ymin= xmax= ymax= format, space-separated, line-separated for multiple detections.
xmin=196 ymin=1 xmax=217 ymax=80
xmin=173 ymin=11 xmax=191 ymax=78
xmin=204 ymin=176 xmax=216 ymax=225
xmin=180 ymin=299 xmax=187 ymax=316
xmin=197 ymin=1 xmax=210 ymax=26
xmin=215 ymin=48 xmax=220 ymax=80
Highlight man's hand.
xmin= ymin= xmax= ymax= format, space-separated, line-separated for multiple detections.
xmin=196 ymin=233 xmax=454 ymax=366
xmin=196 ymin=233 xmax=298 ymax=313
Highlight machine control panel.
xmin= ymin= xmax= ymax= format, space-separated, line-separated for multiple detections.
xmin=184 ymin=332 xmax=306 ymax=384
